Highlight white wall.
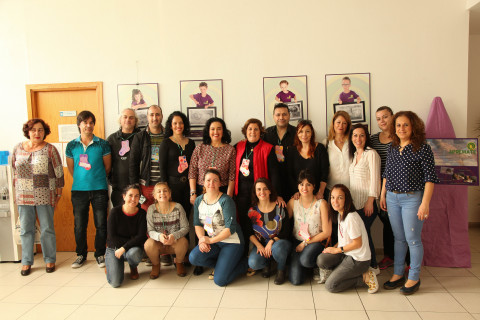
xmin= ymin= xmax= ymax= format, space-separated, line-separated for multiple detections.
xmin=468 ymin=34 xmax=480 ymax=223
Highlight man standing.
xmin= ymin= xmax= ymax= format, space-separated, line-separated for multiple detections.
xmin=107 ymin=108 xmax=140 ymax=207
xmin=66 ymin=110 xmax=111 ymax=268
xmin=264 ymin=103 xmax=296 ymax=200
xmin=129 ymin=105 xmax=164 ymax=211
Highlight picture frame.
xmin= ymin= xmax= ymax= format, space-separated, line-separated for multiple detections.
xmin=187 ymin=106 xmax=217 ymax=127
xmin=325 ymin=73 xmax=371 ymax=134
xmin=117 ymin=83 xmax=159 ymax=128
xmin=286 ymin=101 xmax=304 ymax=121
xmin=188 ymin=128 xmax=204 ymax=141
xmin=180 ymin=79 xmax=224 ymax=119
xmin=263 ymin=75 xmax=308 ymax=127
xmin=333 ymin=102 xmax=366 ymax=123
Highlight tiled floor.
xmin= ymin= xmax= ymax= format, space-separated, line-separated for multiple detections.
xmin=1 ymin=228 xmax=480 ymax=320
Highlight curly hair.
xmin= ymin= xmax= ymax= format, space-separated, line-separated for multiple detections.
xmin=327 ymin=111 xmax=351 ymax=142
xmin=251 ymin=177 xmax=278 ymax=206
xmin=22 ymin=119 xmax=51 ymax=139
xmin=348 ymin=123 xmax=373 ymax=159
xmin=202 ymin=117 xmax=232 ymax=144
xmin=164 ymin=111 xmax=191 ymax=138
xmin=293 ymin=120 xmax=316 ymax=158
xmin=390 ymin=111 xmax=425 ymax=152
xmin=328 ymin=184 xmax=356 ymax=223
xmin=241 ymin=118 xmax=265 ymax=139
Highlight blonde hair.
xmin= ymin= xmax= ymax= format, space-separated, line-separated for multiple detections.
xmin=153 ymin=182 xmax=171 ymax=203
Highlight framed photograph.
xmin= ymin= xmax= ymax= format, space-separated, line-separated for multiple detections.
xmin=188 ymin=128 xmax=204 ymax=141
xmin=325 ymin=73 xmax=370 ymax=133
xmin=333 ymin=102 xmax=365 ymax=123
xmin=187 ymin=106 xmax=217 ymax=127
xmin=180 ymin=79 xmax=224 ymax=119
xmin=286 ymin=101 xmax=304 ymax=121
xmin=263 ymin=75 xmax=308 ymax=127
xmin=117 ymin=83 xmax=159 ymax=128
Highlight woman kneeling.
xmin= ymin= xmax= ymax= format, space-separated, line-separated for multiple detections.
xmin=106 ymin=185 xmax=147 ymax=288
xmin=316 ymin=184 xmax=378 ymax=293
xmin=144 ymin=182 xmax=189 ymax=279
xmin=189 ymin=169 xmax=247 ymax=286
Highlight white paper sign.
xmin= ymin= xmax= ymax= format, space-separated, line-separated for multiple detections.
xmin=58 ymin=124 xmax=79 ymax=142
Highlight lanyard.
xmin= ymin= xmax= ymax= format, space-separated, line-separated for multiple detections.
xmin=245 ymin=147 xmax=254 ymax=159
xmin=172 ymin=137 xmax=184 ymax=156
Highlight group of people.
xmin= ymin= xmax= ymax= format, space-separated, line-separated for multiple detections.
xmin=12 ymin=101 xmax=437 ymax=295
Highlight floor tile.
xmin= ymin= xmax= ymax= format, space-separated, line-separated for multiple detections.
xmin=66 ymin=305 xmax=123 ymax=320
xmin=128 ymin=288 xmax=181 ymax=307
xmin=417 ymin=312 xmax=475 ymax=320
xmin=28 ymin=271 xmax=79 ymax=286
xmin=267 ymin=275 xmax=312 ymax=291
xmin=219 ymin=289 xmax=267 ymax=309
xmin=0 ymin=270 xmax=44 ymax=286
xmin=2 ymin=285 xmax=57 ymax=304
xmin=471 ymin=252 xmax=480 ymax=264
xmin=419 ymin=276 xmax=448 ymax=292
xmin=115 ymin=306 xmax=170 ymax=320
xmin=472 ymin=314 xmax=480 ymax=320
xmin=174 ymin=289 xmax=224 ymax=308
xmin=407 ymin=292 xmax=467 ymax=312
xmin=19 ymin=303 xmax=79 ymax=319
xmin=164 ymin=307 xmax=217 ymax=320
xmin=436 ymin=276 xmax=480 ymax=292
xmin=366 ymin=311 xmax=422 ymax=320
xmin=0 ymin=302 xmax=36 ymax=319
xmin=215 ymin=308 xmax=265 ymax=320
xmin=66 ymin=272 xmax=107 ymax=287
xmin=426 ymin=266 xmax=475 ymax=277
xmin=84 ymin=287 xmax=141 ymax=305
xmin=184 ymin=271 xmax=224 ymax=290
xmin=467 ymin=263 xmax=480 ymax=277
xmin=314 ymin=310 xmax=369 ymax=320
xmin=358 ymin=290 xmax=415 ymax=311
xmin=42 ymin=286 xmax=100 ymax=304
xmin=452 ymin=292 xmax=480 ymax=313
xmin=267 ymin=290 xmax=314 ymax=309
xmin=225 ymin=273 xmax=269 ymax=290
xmin=0 ymin=285 xmax=22 ymax=300
xmin=142 ymin=271 xmax=190 ymax=289
xmin=313 ymin=291 xmax=363 ymax=311
xmin=265 ymin=308 xmax=316 ymax=320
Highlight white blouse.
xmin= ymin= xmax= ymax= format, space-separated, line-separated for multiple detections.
xmin=349 ymin=148 xmax=381 ymax=209
xmin=292 ymin=199 xmax=324 ymax=241
xmin=325 ymin=139 xmax=350 ymax=190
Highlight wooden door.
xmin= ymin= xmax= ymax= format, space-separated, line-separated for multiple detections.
xmin=26 ymin=82 xmax=104 ymax=252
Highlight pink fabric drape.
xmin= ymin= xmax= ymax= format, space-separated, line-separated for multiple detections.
xmin=423 ymin=96 xmax=471 ymax=267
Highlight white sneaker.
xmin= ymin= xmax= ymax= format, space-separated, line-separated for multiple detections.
xmin=71 ymin=255 xmax=86 ymax=269
xmin=313 ymin=267 xmax=320 ymax=281
xmin=96 ymin=255 xmax=105 ymax=268
xmin=367 ymin=270 xmax=379 ymax=294
xmin=317 ymin=268 xmax=332 ymax=284
xmin=369 ymin=266 xmax=380 ymax=275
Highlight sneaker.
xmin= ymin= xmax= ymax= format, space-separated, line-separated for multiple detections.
xmin=317 ymin=268 xmax=332 ymax=284
xmin=145 ymin=258 xmax=152 ymax=266
xmin=366 ymin=270 xmax=379 ymax=294
xmin=71 ymin=255 xmax=86 ymax=269
xmin=313 ymin=267 xmax=320 ymax=281
xmin=378 ymin=257 xmax=394 ymax=270
xmin=160 ymin=254 xmax=172 ymax=266
xmin=96 ymin=255 xmax=106 ymax=268
xmin=369 ymin=266 xmax=380 ymax=275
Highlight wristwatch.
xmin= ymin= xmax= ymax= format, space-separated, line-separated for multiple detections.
xmin=303 ymin=240 xmax=308 ymax=247
xmin=340 ymin=246 xmax=345 ymax=253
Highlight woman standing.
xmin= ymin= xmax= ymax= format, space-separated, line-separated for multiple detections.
xmin=287 ymin=170 xmax=331 ymax=285
xmin=317 ymin=184 xmax=378 ymax=293
xmin=159 ymin=111 xmax=195 ymax=215
xmin=380 ymin=111 xmax=438 ymax=295
xmin=105 ymin=185 xmax=147 ymax=287
xmin=348 ymin=123 xmax=381 ymax=271
xmin=247 ymin=178 xmax=292 ymax=284
xmin=288 ymin=120 xmax=329 ymax=200
xmin=144 ymin=182 xmax=189 ymax=278
xmin=325 ymin=111 xmax=352 ymax=193
xmin=235 ymin=118 xmax=282 ymax=254
xmin=12 ymin=119 xmax=64 ymax=275
xmin=189 ymin=169 xmax=247 ymax=286
xmin=371 ymin=106 xmax=395 ymax=270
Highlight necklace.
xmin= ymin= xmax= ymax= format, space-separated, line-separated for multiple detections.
xmin=300 ymin=197 xmax=315 ymax=223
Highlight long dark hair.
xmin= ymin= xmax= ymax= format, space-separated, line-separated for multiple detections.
xmin=251 ymin=178 xmax=277 ymax=206
xmin=348 ymin=123 xmax=373 ymax=159
xmin=202 ymin=117 xmax=232 ymax=144
xmin=164 ymin=111 xmax=191 ymax=137
xmin=293 ymin=120 xmax=316 ymax=158
xmin=328 ymin=184 xmax=356 ymax=222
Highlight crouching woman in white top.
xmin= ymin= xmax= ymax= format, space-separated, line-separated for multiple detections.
xmin=316 ymin=184 xmax=379 ymax=293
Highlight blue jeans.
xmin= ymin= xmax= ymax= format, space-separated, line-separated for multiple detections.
xmin=386 ymin=191 xmax=424 ymax=281
xmin=248 ymin=239 xmax=292 ymax=271
xmin=105 ymin=247 xmax=143 ymax=288
xmin=71 ymin=190 xmax=108 ymax=258
xmin=189 ymin=242 xmax=248 ymax=287
xmin=289 ymin=241 xmax=325 ymax=285
xmin=18 ymin=205 xmax=56 ymax=265
xmin=357 ymin=202 xmax=378 ymax=268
